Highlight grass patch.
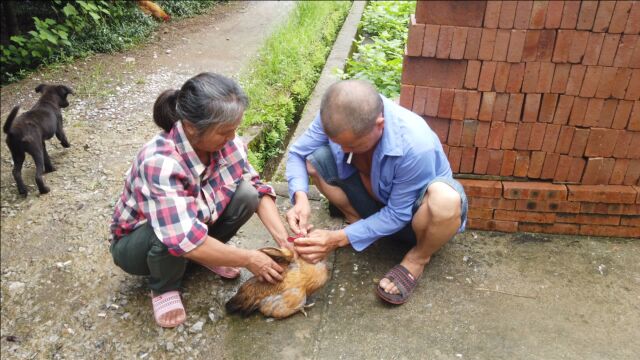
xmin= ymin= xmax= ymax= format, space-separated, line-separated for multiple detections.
xmin=239 ymin=1 xmax=351 ymax=175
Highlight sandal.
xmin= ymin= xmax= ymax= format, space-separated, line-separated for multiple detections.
xmin=203 ymin=264 xmax=241 ymax=279
xmin=151 ymin=290 xmax=186 ymax=328
xmin=376 ymin=264 xmax=419 ymax=305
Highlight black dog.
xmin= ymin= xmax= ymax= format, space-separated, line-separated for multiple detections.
xmin=3 ymin=84 xmax=73 ymax=195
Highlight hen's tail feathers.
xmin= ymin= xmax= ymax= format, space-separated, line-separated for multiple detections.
xmin=259 ymin=247 xmax=293 ymax=265
xmin=3 ymin=106 xmax=19 ymax=134
xmin=225 ymin=290 xmax=259 ymax=316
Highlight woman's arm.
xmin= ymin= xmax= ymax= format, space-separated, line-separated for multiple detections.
xmin=256 ymin=195 xmax=290 ymax=248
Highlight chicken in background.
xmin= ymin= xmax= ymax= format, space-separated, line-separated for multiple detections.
xmin=225 ymin=247 xmax=329 ymax=319
xmin=137 ymin=0 xmax=171 ymax=22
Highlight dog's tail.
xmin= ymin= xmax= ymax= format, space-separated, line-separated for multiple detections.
xmin=3 ymin=106 xmax=20 ymax=134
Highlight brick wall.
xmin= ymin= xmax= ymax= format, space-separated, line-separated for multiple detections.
xmin=400 ymin=1 xmax=640 ymax=237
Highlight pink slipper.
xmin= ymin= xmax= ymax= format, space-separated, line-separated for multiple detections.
xmin=203 ymin=264 xmax=241 ymax=279
xmin=151 ymin=290 xmax=186 ymax=328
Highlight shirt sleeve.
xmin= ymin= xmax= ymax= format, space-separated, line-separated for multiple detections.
xmin=344 ymin=148 xmax=439 ymax=251
xmin=139 ymin=155 xmax=208 ymax=256
xmin=286 ymin=114 xmax=329 ymax=203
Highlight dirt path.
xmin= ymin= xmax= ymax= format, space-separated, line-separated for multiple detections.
xmin=0 ymin=2 xmax=295 ymax=358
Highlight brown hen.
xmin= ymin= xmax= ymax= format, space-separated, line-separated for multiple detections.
xmin=225 ymin=247 xmax=329 ymax=319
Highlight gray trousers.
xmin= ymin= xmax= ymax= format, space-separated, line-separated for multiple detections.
xmin=110 ymin=180 xmax=260 ymax=293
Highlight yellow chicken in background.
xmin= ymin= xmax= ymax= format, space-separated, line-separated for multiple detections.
xmin=137 ymin=0 xmax=171 ymax=22
xmin=225 ymin=247 xmax=329 ymax=319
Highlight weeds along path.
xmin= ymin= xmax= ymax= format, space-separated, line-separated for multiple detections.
xmin=0 ymin=2 xmax=295 ymax=358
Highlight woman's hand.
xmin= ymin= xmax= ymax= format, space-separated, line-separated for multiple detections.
xmin=286 ymin=192 xmax=313 ymax=236
xmin=246 ymin=250 xmax=284 ymax=284
xmin=293 ymin=229 xmax=348 ymax=264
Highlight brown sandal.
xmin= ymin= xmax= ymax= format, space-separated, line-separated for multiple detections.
xmin=376 ymin=264 xmax=419 ymax=305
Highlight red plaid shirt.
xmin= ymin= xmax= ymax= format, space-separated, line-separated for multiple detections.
xmin=110 ymin=121 xmax=275 ymax=256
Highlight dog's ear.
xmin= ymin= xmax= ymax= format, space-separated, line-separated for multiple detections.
xmin=35 ymin=84 xmax=46 ymax=93
xmin=58 ymin=85 xmax=74 ymax=96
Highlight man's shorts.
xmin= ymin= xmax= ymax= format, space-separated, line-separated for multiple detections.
xmin=308 ymin=145 xmax=468 ymax=244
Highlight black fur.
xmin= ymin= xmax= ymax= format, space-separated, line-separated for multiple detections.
xmin=4 ymin=84 xmax=73 ymax=195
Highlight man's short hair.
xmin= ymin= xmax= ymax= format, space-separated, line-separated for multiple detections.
xmin=320 ymin=80 xmax=383 ymax=138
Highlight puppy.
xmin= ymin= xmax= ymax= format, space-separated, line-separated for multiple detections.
xmin=3 ymin=84 xmax=73 ymax=195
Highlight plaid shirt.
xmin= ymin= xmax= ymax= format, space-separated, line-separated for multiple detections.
xmin=110 ymin=121 xmax=275 ymax=256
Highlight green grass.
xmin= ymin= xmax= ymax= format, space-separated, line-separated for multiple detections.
xmin=239 ymin=1 xmax=351 ymax=175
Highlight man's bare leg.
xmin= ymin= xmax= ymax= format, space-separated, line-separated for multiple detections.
xmin=306 ymin=160 xmax=360 ymax=224
xmin=379 ymin=182 xmax=462 ymax=294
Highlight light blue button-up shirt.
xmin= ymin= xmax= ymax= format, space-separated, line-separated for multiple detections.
xmin=286 ymin=96 xmax=452 ymax=251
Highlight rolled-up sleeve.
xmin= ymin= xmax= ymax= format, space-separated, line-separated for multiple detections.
xmin=244 ymin=156 xmax=276 ymax=199
xmin=139 ymin=156 xmax=208 ymax=256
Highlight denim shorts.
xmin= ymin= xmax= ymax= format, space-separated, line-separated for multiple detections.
xmin=308 ymin=145 xmax=468 ymax=244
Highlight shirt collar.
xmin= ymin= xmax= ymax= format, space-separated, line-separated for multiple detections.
xmin=170 ymin=121 xmax=207 ymax=177
xmin=378 ymin=96 xmax=403 ymax=157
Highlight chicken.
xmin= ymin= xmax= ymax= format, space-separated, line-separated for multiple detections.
xmin=225 ymin=247 xmax=329 ymax=319
xmin=137 ymin=1 xmax=171 ymax=22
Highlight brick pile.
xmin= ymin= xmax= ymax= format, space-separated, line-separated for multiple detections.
xmin=399 ymin=1 xmax=639 ymax=237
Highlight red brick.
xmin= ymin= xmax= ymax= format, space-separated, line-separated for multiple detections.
xmin=558 ymin=213 xmax=620 ymax=225
xmin=399 ymin=85 xmax=415 ymax=110
xmin=565 ymin=65 xmax=586 ymax=96
xmin=514 ymin=1 xmax=533 ymax=29
xmin=612 ymin=68 xmax=633 ymax=99
xmin=484 ymin=1 xmax=502 ymax=29
xmin=582 ymin=32 xmax=605 ymax=65
xmin=460 ymin=147 xmax=477 ymax=173
xmin=459 ymin=179 xmax=502 ymax=198
xmin=513 ymin=151 xmax=530 ymax=177
xmin=479 ymin=92 xmax=496 ymax=121
xmin=407 ymin=15 xmax=425 ymax=57
xmin=523 ymin=94 xmax=541 ymax=122
xmin=579 ymin=66 xmax=603 ymax=98
xmin=412 ymin=86 xmax=428 ymax=115
xmin=467 ymin=218 xmax=518 ymax=232
xmin=621 ymin=215 xmax=640 ymax=227
xmin=474 ymin=146 xmax=489 ymax=174
xmin=597 ymin=99 xmax=619 ymax=128
xmin=514 ymin=122 xmax=533 ymax=150
xmin=461 ymin=119 xmax=478 ymax=146
xmin=540 ymin=152 xmax=560 ymax=179
xmin=479 ymin=29 xmax=498 ymax=60
xmin=516 ymin=199 xmax=580 ymax=213
xmin=493 ymin=63 xmax=510 ymax=93
xmin=468 ymin=207 xmax=494 ymax=220
xmin=447 ymin=146 xmax=462 ymax=173
xmin=447 ymin=118 xmax=463 ymax=146
xmin=502 ymin=123 xmax=518 ymax=149
xmin=581 ymin=202 xmax=631 ymax=215
xmin=568 ymin=184 xmax=637 ymax=203
xmin=583 ymin=98 xmax=605 ymax=127
xmin=529 ymin=123 xmax=547 ymax=150
xmin=568 ymin=128 xmax=589 ymax=157
xmin=625 ymin=159 xmax=640 ymax=186
xmin=529 ymin=1 xmax=548 ymax=29
xmin=555 ymin=126 xmax=575 ymax=154
xmin=416 ymin=1 xmax=487 ymax=27
xmin=493 ymin=29 xmax=511 ymax=61
xmin=537 ymin=62 xmax=555 ymax=93
xmin=625 ymin=69 xmax=640 ymax=100
xmin=478 ymin=61 xmax=497 ymax=91
xmin=568 ymin=97 xmax=589 ymax=126
xmin=629 ymin=131 xmax=640 ymax=161
xmin=609 ymin=1 xmax=634 ymax=34
xmin=465 ymin=91 xmax=482 ymax=120
xmin=560 ymin=1 xmax=580 ymax=29
xmin=614 ymin=34 xmax=639 ymax=68
xmin=592 ymin=1 xmax=616 ymax=32
xmin=506 ymin=63 xmax=526 ymax=92
xmin=581 ymin=157 xmax=615 ymax=185
xmin=594 ymin=67 xmax=618 ymax=99
xmin=492 ymin=93 xmax=510 ymax=122
xmin=553 ymin=30 xmax=573 ymax=62
xmin=506 ymin=30 xmax=526 ymax=62
xmin=500 ymin=150 xmax=517 ymax=176
xmin=598 ymin=34 xmax=621 ymax=66
xmin=436 ymin=26 xmax=455 ymax=59
xmin=585 ymin=128 xmax=619 ymax=157
xmin=612 ymin=130 xmax=632 ymax=158
xmin=610 ymin=159 xmax=630 ymax=185
xmin=522 ymin=62 xmax=541 ymax=93
xmin=503 ymin=181 xmax=568 ymax=200
xmin=631 ymin=43 xmax=640 ymax=68
xmin=568 ymin=30 xmax=590 ymax=63
xmin=475 ymin=121 xmax=491 ymax=148
xmin=449 ymin=27 xmax=468 ymax=60
xmin=536 ymin=29 xmax=557 ymax=62
xmin=519 ymin=222 xmax=580 ymax=235
xmin=580 ymin=224 xmax=640 ymax=238
xmin=545 ymin=1 xmax=564 ymax=29
xmin=625 ymin=1 xmax=640 ymax=34
xmin=566 ymin=157 xmax=586 ymax=183
xmin=402 ymin=57 xmax=467 ymax=88
xmin=495 ymin=209 xmax=555 ymax=223
xmin=528 ymin=151 xmax=546 ymax=178
xmin=541 ymin=124 xmax=561 ymax=152
xmin=522 ymin=30 xmax=541 ymax=61
xmin=498 ymin=1 xmax=518 ymax=29
xmin=422 ymin=24 xmax=440 ymax=57
xmin=554 ymin=155 xmax=573 ymax=182
xmin=576 ymin=1 xmax=598 ymax=30
xmin=487 ymin=121 xmax=505 ymax=149
xmin=629 ymin=101 xmax=640 ymax=130
xmin=538 ymin=93 xmax=558 ymax=123
xmin=438 ymin=88 xmax=456 ymax=119
xmin=424 ymin=87 xmax=442 ymax=117
xmin=505 ymin=93 xmax=525 ymax=122
xmin=550 ymin=64 xmax=571 ymax=93
xmin=425 ymin=116 xmax=450 ymax=144
xmin=464 ymin=27 xmax=483 ymax=60
xmin=451 ymin=90 xmax=468 ymax=120
xmin=468 ymin=197 xmax=516 ymax=210
xmin=486 ymin=149 xmax=504 ymax=175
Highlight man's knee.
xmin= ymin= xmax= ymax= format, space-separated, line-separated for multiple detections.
xmin=425 ymin=182 xmax=461 ymax=224
xmin=306 ymin=159 xmax=319 ymax=178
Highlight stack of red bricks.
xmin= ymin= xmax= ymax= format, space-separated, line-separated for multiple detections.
xmin=399 ymin=1 xmax=639 ymax=238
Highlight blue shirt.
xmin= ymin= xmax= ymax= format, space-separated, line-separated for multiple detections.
xmin=286 ymin=96 xmax=452 ymax=251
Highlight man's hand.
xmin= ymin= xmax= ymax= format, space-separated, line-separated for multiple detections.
xmin=286 ymin=192 xmax=313 ymax=236
xmin=294 ymin=229 xmax=348 ymax=263
xmin=246 ymin=250 xmax=284 ymax=284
